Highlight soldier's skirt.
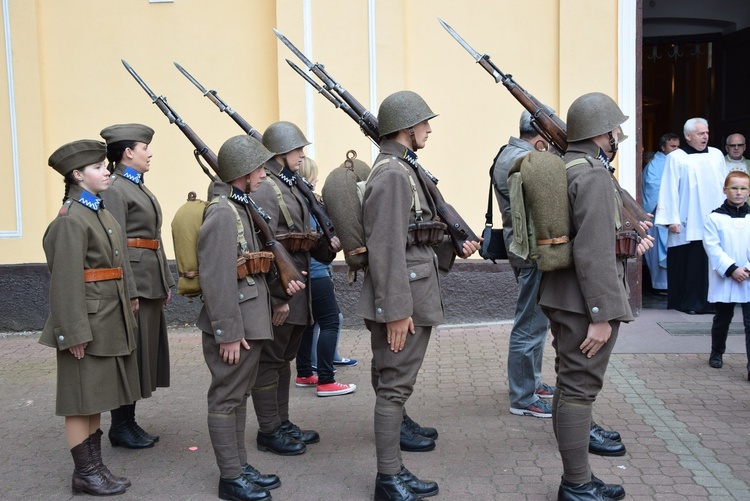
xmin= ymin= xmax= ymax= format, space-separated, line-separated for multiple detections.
xmin=55 ymin=349 xmax=141 ymax=416
xmin=135 ymin=297 xmax=171 ymax=397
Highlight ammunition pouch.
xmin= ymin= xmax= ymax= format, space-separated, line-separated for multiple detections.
xmin=236 ymin=251 xmax=274 ymax=279
xmin=615 ymin=231 xmax=640 ymax=260
xmin=276 ymin=231 xmax=322 ymax=253
xmin=406 ymin=220 xmax=448 ymax=247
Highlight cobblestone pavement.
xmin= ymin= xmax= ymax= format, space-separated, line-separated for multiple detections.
xmin=2 ymin=310 xmax=750 ymax=500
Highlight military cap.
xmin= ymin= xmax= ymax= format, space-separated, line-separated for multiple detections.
xmin=48 ymin=140 xmax=107 ymax=176
xmin=100 ymin=123 xmax=155 ymax=145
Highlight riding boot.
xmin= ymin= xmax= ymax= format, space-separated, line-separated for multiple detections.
xmin=70 ymin=436 xmax=126 ymax=496
xmin=109 ymin=405 xmax=155 ymax=449
xmin=90 ymin=429 xmax=131 ymax=488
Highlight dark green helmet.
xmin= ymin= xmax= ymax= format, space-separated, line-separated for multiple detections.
xmin=377 ymin=91 xmax=438 ymax=138
xmin=217 ymin=135 xmax=273 ymax=182
xmin=566 ymin=92 xmax=628 ymax=142
xmin=262 ymin=121 xmax=311 ymax=155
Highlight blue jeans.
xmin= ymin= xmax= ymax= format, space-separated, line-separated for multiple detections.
xmin=507 ymin=266 xmax=549 ymax=408
xmin=296 ymin=276 xmax=341 ymax=384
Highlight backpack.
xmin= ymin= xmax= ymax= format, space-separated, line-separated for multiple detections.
xmin=171 ymin=191 xmax=247 ymax=298
xmin=507 ymin=151 xmax=573 ymax=271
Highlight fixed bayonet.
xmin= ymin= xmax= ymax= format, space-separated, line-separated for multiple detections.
xmin=273 ymin=29 xmax=316 ymax=72
xmin=438 ymin=18 xmax=507 ymax=85
xmin=122 ymin=59 xmax=179 ymax=124
xmin=286 ymin=59 xmax=342 ymax=109
xmin=173 ymin=62 xmax=210 ymax=95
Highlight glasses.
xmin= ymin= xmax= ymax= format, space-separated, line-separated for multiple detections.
xmin=727 ymin=144 xmax=746 ymax=148
xmin=726 ymin=186 xmax=750 ymax=192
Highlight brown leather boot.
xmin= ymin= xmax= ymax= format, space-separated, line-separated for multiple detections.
xmin=90 ymin=429 xmax=131 ymax=488
xmin=70 ymin=436 xmax=126 ymax=496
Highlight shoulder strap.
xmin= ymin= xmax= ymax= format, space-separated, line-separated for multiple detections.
xmin=367 ymin=158 xmax=419 ymax=217
xmin=565 ymin=158 xmax=590 ymax=170
xmin=208 ymin=197 xmax=249 ymax=253
xmin=486 ymin=145 xmax=509 ymax=225
xmin=264 ymin=178 xmax=296 ymax=231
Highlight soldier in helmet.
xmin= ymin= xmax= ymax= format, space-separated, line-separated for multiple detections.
xmin=538 ymin=92 xmax=652 ymax=500
xmin=250 ymin=121 xmax=341 ymax=456
xmin=360 ymin=90 xmax=480 ymax=501
xmin=198 ymin=134 xmax=305 ymax=501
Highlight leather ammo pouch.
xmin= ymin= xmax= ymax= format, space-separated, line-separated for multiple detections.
xmin=615 ymin=231 xmax=640 ymax=259
xmin=236 ymin=251 xmax=274 ymax=279
xmin=276 ymin=232 xmax=322 ymax=253
xmin=406 ymin=220 xmax=448 ymax=247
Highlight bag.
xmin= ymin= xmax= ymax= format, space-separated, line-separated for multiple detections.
xmin=171 ymin=191 xmax=253 ymax=297
xmin=479 ymin=146 xmax=508 ymax=262
xmin=508 ymin=152 xmax=573 ymax=271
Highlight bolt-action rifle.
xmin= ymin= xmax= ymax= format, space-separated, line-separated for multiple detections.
xmin=273 ymin=29 xmax=480 ymax=255
xmin=173 ymin=62 xmax=337 ymax=247
xmin=121 ymin=59 xmax=305 ymax=289
xmin=438 ymin=18 xmax=650 ymax=239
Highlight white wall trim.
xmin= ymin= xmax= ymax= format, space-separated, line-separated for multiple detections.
xmin=0 ymin=0 xmax=21 ymax=239
xmin=368 ymin=0 xmax=378 ymax=164
xmin=302 ymin=0 xmax=315 ymax=160
xmin=618 ymin=0 xmax=637 ymax=196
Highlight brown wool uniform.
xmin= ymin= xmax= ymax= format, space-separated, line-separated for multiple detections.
xmin=357 ymin=139 xmax=447 ymax=474
xmin=100 ymin=163 xmax=174 ymax=396
xmin=39 ymin=184 xmax=141 ymax=416
xmin=538 ymin=140 xmax=633 ymax=483
xmin=249 ymin=158 xmax=334 ymax=432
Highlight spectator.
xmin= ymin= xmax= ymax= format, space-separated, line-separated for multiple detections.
xmin=724 ymin=133 xmax=750 ymax=173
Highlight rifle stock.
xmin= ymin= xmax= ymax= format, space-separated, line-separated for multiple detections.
xmin=173 ymin=62 xmax=338 ymax=246
xmin=121 ymin=60 xmax=305 ymax=289
xmin=439 ymin=20 xmax=651 ymax=239
xmin=273 ymin=30 xmax=480 ymax=255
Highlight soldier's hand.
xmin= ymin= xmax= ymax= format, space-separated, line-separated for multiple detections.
xmin=461 ymin=239 xmax=482 ymax=259
xmin=272 ymin=303 xmax=290 ymax=326
xmin=130 ymin=298 xmax=140 ymax=313
xmin=329 ymin=236 xmax=342 ymax=253
xmin=220 ymin=339 xmax=249 ymax=365
xmin=163 ymin=288 xmax=172 ymax=306
xmin=386 ymin=317 xmax=415 ymax=352
xmin=580 ymin=321 xmax=611 ymax=358
xmin=636 ymin=235 xmax=655 ymax=256
xmin=286 ymin=280 xmax=306 ymax=296
xmin=69 ymin=342 xmax=88 ymax=360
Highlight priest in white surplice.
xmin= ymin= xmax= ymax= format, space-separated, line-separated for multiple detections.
xmin=654 ymin=117 xmax=727 ymax=314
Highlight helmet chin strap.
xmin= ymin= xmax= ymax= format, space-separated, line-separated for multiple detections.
xmin=607 ymin=131 xmax=619 ymax=161
xmin=408 ymin=127 xmax=418 ymax=151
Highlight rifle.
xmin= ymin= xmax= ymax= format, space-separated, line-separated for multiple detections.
xmin=121 ymin=59 xmax=305 ymax=289
xmin=438 ymin=18 xmax=650 ymax=239
xmin=173 ymin=62 xmax=337 ymax=247
xmin=273 ymin=29 xmax=480 ymax=255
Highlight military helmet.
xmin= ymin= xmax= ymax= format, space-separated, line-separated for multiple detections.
xmin=377 ymin=91 xmax=438 ymax=138
xmin=566 ymin=92 xmax=628 ymax=142
xmin=262 ymin=121 xmax=310 ymax=155
xmin=217 ymin=135 xmax=273 ymax=182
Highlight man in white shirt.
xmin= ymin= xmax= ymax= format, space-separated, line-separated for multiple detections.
xmin=655 ymin=118 xmax=727 ymax=314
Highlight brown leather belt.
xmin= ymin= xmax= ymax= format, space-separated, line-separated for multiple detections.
xmin=537 ymin=236 xmax=570 ymax=245
xmin=345 ymin=247 xmax=367 ymax=257
xmin=127 ymin=237 xmax=160 ymax=250
xmin=83 ymin=267 xmax=123 ymax=283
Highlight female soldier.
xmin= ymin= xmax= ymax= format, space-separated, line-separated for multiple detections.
xmin=40 ymin=139 xmax=141 ymax=496
xmin=99 ymin=124 xmax=174 ymax=449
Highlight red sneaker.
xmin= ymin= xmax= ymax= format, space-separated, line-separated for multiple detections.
xmin=295 ymin=375 xmax=318 ymax=388
xmin=317 ymin=382 xmax=357 ymax=397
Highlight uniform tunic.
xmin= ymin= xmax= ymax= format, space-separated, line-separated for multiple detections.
xmin=197 ymin=182 xmax=273 ymax=413
xmin=39 ymin=184 xmax=140 ymax=416
xmin=100 ymin=163 xmax=174 ymax=396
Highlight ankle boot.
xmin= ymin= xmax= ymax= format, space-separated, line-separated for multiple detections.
xmin=70 ymin=437 xmax=126 ymax=496
xmin=90 ymin=429 xmax=131 ymax=488
xmin=403 ymin=413 xmax=439 ymax=440
xmin=242 ymin=463 xmax=281 ymax=490
xmin=218 ymin=475 xmax=270 ymax=501
xmin=109 ymin=405 xmax=155 ymax=449
xmin=374 ymin=472 xmax=420 ymax=501
xmin=256 ymin=426 xmax=306 ymax=456
xmin=399 ymin=465 xmax=438 ymax=497
xmin=127 ymin=402 xmax=159 ymax=443
xmin=279 ymin=420 xmax=319 ymax=444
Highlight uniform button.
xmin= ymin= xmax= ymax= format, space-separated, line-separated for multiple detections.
xmin=238 ymin=293 xmax=244 ymax=300
xmin=591 ymin=306 xmax=600 ymax=314
xmin=58 ymin=335 xmax=64 ymax=342
xmin=377 ymin=307 xmax=383 ymax=314
xmin=221 ymin=195 xmax=227 ymax=199
xmin=108 ymin=229 xmax=113 ymax=234
xmin=409 ymin=272 xmax=417 ymax=279
xmin=216 ymin=329 xmax=222 ymax=336
xmin=115 ymin=250 xmax=119 ymax=256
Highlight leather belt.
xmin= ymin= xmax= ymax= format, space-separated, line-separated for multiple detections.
xmin=83 ymin=267 xmax=123 ymax=283
xmin=345 ymin=247 xmax=367 ymax=257
xmin=537 ymin=236 xmax=570 ymax=245
xmin=127 ymin=237 xmax=160 ymax=250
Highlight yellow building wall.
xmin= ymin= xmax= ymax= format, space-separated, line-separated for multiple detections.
xmin=0 ymin=0 xmax=621 ymax=265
